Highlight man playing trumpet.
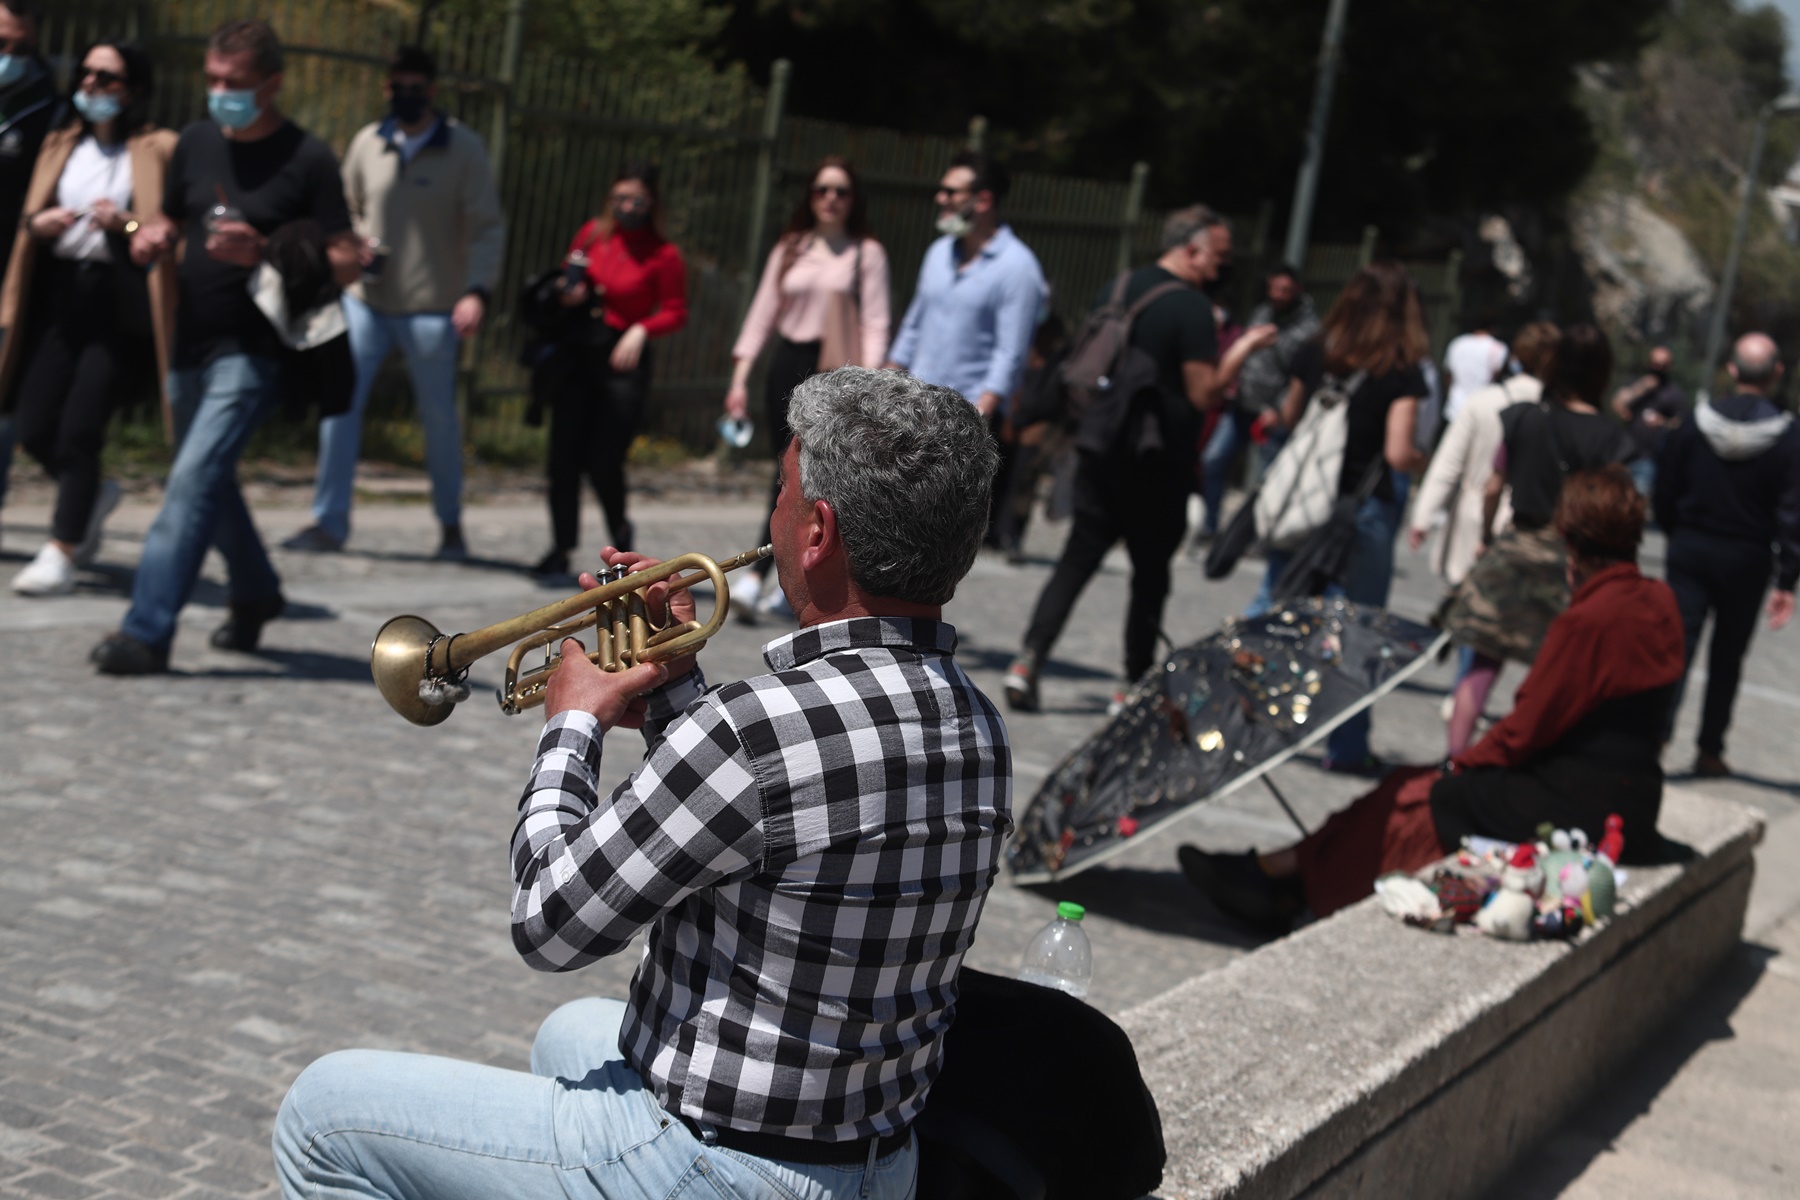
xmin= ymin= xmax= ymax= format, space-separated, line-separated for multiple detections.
xmin=274 ymin=367 xmax=1013 ymax=1199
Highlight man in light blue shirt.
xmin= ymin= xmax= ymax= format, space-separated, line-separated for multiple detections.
xmin=886 ymin=152 xmax=1045 ymax=418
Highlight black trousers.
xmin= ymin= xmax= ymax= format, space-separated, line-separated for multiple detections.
xmin=546 ymin=339 xmax=652 ymax=553
xmin=985 ymin=409 xmax=1018 ymax=548
xmin=753 ymin=337 xmax=819 ymax=576
xmin=1022 ymin=450 xmax=1189 ymax=682
xmin=1664 ymin=530 xmax=1771 ymax=757
xmin=12 ymin=259 xmax=132 ymax=544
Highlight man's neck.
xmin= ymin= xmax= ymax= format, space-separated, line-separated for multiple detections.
xmin=1155 ymin=250 xmax=1194 ymax=282
xmin=800 ymin=595 xmax=942 ymax=628
xmin=396 ymin=109 xmax=439 ymax=138
xmin=225 ymin=106 xmax=284 ymax=144
xmin=956 ymin=215 xmax=1000 ymax=260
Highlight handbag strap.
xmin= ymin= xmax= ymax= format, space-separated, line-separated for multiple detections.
xmin=850 ymin=239 xmax=862 ymax=313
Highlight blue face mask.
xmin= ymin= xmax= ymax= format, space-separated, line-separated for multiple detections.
xmin=0 ymin=55 xmax=27 ymax=88
xmin=208 ymin=87 xmax=262 ymax=131
xmin=72 ymin=90 xmax=121 ymax=125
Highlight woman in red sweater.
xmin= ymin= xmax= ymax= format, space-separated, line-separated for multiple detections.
xmin=1180 ymin=466 xmax=1687 ymax=931
xmin=536 ymin=162 xmax=688 ymax=574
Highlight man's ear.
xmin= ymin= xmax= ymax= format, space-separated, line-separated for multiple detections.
xmin=800 ymin=498 xmax=838 ymax=573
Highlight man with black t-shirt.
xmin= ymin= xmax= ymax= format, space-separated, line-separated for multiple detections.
xmin=1005 ymin=205 xmax=1232 ymax=713
xmin=91 ymin=19 xmax=359 ymax=675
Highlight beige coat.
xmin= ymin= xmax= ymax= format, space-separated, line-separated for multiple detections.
xmin=342 ymin=116 xmax=505 ymax=314
xmin=1409 ymin=374 xmax=1539 ymax=586
xmin=0 ymin=123 xmax=179 ymax=438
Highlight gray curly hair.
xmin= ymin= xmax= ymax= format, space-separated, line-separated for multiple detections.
xmin=784 ymin=368 xmax=997 ymax=605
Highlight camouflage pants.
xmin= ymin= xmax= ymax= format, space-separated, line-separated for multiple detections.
xmin=1440 ymin=524 xmax=1568 ymax=664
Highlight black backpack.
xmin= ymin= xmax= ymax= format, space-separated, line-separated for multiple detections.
xmin=1059 ymin=270 xmax=1186 ymax=453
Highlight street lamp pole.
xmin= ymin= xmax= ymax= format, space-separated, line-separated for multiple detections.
xmin=1700 ymin=92 xmax=1800 ymax=398
xmin=1282 ymin=0 xmax=1352 ymax=271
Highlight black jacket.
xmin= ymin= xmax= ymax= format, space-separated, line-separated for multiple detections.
xmin=1655 ymin=391 xmax=1800 ymax=590
xmin=0 ymin=59 xmax=58 ymax=281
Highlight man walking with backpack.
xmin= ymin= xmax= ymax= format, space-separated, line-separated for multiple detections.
xmin=1004 ymin=206 xmax=1230 ymax=713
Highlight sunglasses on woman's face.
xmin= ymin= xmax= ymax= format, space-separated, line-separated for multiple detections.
xmin=81 ymin=68 xmax=125 ymax=89
xmin=812 ymin=184 xmax=852 ymax=199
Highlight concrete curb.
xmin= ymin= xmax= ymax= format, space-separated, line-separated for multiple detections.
xmin=1119 ymin=785 xmax=1764 ymax=1199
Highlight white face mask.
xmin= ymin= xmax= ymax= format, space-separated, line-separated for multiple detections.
xmin=936 ymin=207 xmax=974 ymax=238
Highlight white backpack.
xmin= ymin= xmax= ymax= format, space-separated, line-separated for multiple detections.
xmin=1253 ymin=370 xmax=1367 ymax=550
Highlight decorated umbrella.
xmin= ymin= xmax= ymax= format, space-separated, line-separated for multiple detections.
xmin=1008 ymin=598 xmax=1449 ymax=884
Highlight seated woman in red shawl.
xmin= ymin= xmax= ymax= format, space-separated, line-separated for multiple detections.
xmin=1180 ymin=466 xmax=1686 ymax=931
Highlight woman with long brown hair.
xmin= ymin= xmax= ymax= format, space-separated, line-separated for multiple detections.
xmin=1 ymin=38 xmax=174 ymax=594
xmin=722 ymin=156 xmax=890 ymax=619
xmin=1252 ymin=260 xmax=1430 ymax=771
xmin=534 ymin=162 xmax=687 ymax=576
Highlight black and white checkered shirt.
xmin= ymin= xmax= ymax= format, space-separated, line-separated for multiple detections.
xmin=512 ymin=616 xmax=1013 ymax=1140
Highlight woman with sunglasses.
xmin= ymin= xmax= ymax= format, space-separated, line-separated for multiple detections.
xmin=723 ymin=156 xmax=889 ymax=620
xmin=0 ymin=39 xmax=175 ymax=595
xmin=534 ymin=162 xmax=687 ymax=576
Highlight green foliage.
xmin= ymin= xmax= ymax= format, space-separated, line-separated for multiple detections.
xmin=428 ymin=0 xmax=729 ymax=78
xmin=713 ymin=0 xmax=1666 ymax=241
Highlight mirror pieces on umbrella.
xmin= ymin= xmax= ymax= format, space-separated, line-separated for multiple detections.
xmin=1007 ymin=598 xmax=1440 ymax=882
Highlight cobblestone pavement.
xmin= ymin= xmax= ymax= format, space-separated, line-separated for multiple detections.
xmin=2 ymin=470 xmax=1796 ymax=1198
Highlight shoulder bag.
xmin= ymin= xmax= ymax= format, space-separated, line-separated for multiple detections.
xmin=817 ymin=238 xmax=864 ymax=370
xmin=1252 ymin=368 xmax=1368 ymax=550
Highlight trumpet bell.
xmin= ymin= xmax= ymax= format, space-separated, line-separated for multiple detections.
xmin=371 ymin=614 xmax=458 ymax=727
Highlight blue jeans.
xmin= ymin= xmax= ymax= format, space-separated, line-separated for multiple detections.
xmin=1199 ymin=408 xmax=1251 ymax=536
xmin=0 ymin=412 xmax=14 ymax=508
xmin=1628 ymin=455 xmax=1655 ymax=500
xmin=275 ymin=997 xmax=919 ymax=1200
xmin=121 ymin=354 xmax=281 ymax=650
xmin=311 ymin=295 xmax=463 ymax=542
xmin=1243 ymin=491 xmax=1402 ymax=764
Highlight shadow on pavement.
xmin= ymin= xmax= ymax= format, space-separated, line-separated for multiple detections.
xmin=1022 ymin=866 xmax=1271 ymax=950
xmin=956 ymin=644 xmax=1117 ymax=682
xmin=1491 ymin=940 xmax=1772 ymax=1199
xmin=183 ymin=647 xmax=387 ymax=683
xmin=1666 ymin=768 xmax=1800 ymax=798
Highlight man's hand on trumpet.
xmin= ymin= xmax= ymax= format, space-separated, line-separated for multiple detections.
xmin=541 ymin=546 xmax=700 ymax=730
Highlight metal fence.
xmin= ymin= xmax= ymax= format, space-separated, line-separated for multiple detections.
xmin=41 ymin=0 xmax=1458 ymax=460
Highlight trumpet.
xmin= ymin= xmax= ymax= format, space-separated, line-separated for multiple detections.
xmin=370 ymin=546 xmax=773 ymax=726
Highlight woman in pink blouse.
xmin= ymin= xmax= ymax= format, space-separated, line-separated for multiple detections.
xmin=725 ymin=156 xmax=890 ymax=619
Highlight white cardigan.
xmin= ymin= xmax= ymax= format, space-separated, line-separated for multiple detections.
xmin=1409 ymin=375 xmax=1541 ymax=586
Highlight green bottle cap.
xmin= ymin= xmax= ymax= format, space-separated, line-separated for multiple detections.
xmin=1057 ymin=901 xmax=1086 ymax=921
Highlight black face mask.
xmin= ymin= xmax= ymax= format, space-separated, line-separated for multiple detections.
xmin=614 ymin=206 xmax=651 ymax=231
xmin=389 ymin=92 xmax=429 ymax=125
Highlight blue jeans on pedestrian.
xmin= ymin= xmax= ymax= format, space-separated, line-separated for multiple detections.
xmin=275 ymin=997 xmax=918 ymax=1200
xmin=1243 ymin=490 xmax=1402 ymax=765
xmin=1628 ymin=455 xmax=1655 ymax=501
xmin=0 ymin=412 xmax=14 ymax=509
xmin=120 ymin=354 xmax=282 ymax=650
xmin=1199 ymin=408 xmax=1251 ymax=537
xmin=311 ymin=294 xmax=463 ymax=542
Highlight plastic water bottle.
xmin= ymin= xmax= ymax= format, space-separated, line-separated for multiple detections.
xmin=1018 ymin=901 xmax=1092 ymax=1000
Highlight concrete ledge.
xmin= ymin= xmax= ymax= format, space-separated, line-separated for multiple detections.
xmin=1120 ymin=786 xmax=1764 ymax=1199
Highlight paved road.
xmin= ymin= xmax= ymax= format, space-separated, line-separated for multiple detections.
xmin=1 ymin=475 xmax=1796 ymax=1198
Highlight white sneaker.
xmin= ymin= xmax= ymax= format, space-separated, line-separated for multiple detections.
xmin=729 ymin=572 xmax=763 ymax=626
xmin=73 ymin=479 xmax=122 ymax=567
xmin=758 ymin=585 xmax=794 ymax=619
xmin=13 ymin=542 xmax=76 ymax=595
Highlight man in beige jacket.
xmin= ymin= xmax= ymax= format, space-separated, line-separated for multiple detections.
xmin=285 ymin=45 xmax=504 ymax=559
